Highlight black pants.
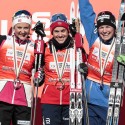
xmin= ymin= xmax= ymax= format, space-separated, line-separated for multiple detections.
xmin=0 ymin=101 xmax=31 ymax=125
xmin=42 ymin=104 xmax=69 ymax=125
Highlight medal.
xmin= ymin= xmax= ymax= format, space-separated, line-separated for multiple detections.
xmin=55 ymin=79 xmax=65 ymax=90
xmin=14 ymin=78 xmax=21 ymax=90
xmin=52 ymin=45 xmax=69 ymax=91
xmin=12 ymin=35 xmax=28 ymax=90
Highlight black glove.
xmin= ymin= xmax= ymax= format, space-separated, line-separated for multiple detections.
xmin=69 ymin=20 xmax=77 ymax=37
xmin=78 ymin=63 xmax=88 ymax=76
xmin=32 ymin=21 xmax=46 ymax=37
xmin=33 ymin=68 xmax=45 ymax=87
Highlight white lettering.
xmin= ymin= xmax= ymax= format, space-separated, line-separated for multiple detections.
xmin=17 ymin=120 xmax=30 ymax=125
xmin=0 ymin=20 xmax=8 ymax=35
xmin=45 ymin=118 xmax=50 ymax=124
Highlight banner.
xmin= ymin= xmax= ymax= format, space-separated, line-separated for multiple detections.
xmin=0 ymin=0 xmax=121 ymax=53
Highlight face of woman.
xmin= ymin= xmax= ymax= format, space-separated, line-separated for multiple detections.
xmin=98 ymin=25 xmax=115 ymax=42
xmin=52 ymin=27 xmax=69 ymax=44
xmin=13 ymin=23 xmax=31 ymax=41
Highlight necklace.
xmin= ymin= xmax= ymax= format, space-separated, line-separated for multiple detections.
xmin=13 ymin=35 xmax=29 ymax=89
xmin=52 ymin=44 xmax=69 ymax=90
xmin=99 ymin=37 xmax=115 ymax=87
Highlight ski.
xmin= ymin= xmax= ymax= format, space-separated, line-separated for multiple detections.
xmin=69 ymin=44 xmax=76 ymax=125
xmin=69 ymin=18 xmax=88 ymax=125
xmin=75 ymin=33 xmax=83 ymax=125
xmin=69 ymin=35 xmax=83 ymax=125
xmin=106 ymin=1 xmax=125 ymax=125
xmin=112 ymin=12 xmax=125 ymax=125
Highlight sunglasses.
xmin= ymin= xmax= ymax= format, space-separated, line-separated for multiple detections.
xmin=50 ymin=13 xmax=67 ymax=23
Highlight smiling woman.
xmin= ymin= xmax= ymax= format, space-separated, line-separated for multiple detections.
xmin=96 ymin=11 xmax=116 ymax=43
xmin=0 ymin=9 xmax=38 ymax=125
xmin=40 ymin=12 xmax=88 ymax=125
xmin=79 ymin=0 xmax=117 ymax=124
xmin=12 ymin=10 xmax=32 ymax=43
xmin=13 ymin=23 xmax=31 ymax=42
xmin=52 ymin=27 xmax=69 ymax=44
xmin=50 ymin=13 xmax=69 ymax=44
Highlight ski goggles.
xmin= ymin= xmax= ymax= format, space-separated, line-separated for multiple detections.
xmin=13 ymin=10 xmax=32 ymax=18
xmin=50 ymin=13 xmax=67 ymax=23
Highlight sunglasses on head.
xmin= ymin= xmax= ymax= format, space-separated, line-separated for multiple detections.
xmin=50 ymin=13 xmax=67 ymax=23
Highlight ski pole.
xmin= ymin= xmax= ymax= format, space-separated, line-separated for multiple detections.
xmin=31 ymin=21 xmax=46 ymax=125
xmin=32 ymin=37 xmax=44 ymax=125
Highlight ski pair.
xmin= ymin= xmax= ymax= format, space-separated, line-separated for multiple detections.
xmin=69 ymin=33 xmax=83 ymax=125
xmin=69 ymin=18 xmax=89 ymax=125
xmin=106 ymin=0 xmax=125 ymax=125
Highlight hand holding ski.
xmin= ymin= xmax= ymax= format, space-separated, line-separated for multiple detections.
xmin=69 ymin=18 xmax=89 ymax=125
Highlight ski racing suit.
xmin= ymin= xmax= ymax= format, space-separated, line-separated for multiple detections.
xmin=40 ymin=36 xmax=87 ymax=125
xmin=0 ymin=35 xmax=35 ymax=125
xmin=79 ymin=0 xmax=115 ymax=124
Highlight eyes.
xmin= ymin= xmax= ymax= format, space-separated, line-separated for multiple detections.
xmin=98 ymin=25 xmax=112 ymax=30
xmin=16 ymin=26 xmax=29 ymax=30
xmin=14 ymin=23 xmax=30 ymax=31
xmin=53 ymin=28 xmax=67 ymax=34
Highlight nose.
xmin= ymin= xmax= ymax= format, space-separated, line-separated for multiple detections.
xmin=20 ymin=28 xmax=26 ymax=33
xmin=102 ymin=27 xmax=108 ymax=33
xmin=58 ymin=32 xmax=63 ymax=37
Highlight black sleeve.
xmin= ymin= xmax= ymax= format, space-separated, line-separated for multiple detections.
xmin=0 ymin=35 xmax=6 ymax=46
